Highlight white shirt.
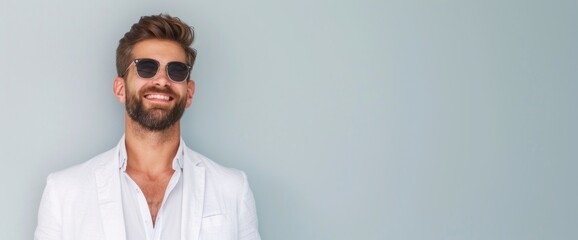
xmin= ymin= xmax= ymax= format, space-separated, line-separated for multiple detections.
xmin=119 ymin=141 xmax=184 ymax=240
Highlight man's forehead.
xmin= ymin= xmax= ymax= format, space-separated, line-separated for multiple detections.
xmin=132 ymin=39 xmax=187 ymax=62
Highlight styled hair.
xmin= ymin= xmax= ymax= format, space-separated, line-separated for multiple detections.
xmin=116 ymin=14 xmax=196 ymax=79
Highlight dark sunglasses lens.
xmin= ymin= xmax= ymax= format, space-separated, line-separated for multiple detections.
xmin=135 ymin=59 xmax=159 ymax=78
xmin=168 ymin=62 xmax=189 ymax=82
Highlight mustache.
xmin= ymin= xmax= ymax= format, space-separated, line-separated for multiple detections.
xmin=139 ymin=86 xmax=177 ymax=96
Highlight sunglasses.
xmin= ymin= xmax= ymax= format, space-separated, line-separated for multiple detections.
xmin=123 ymin=58 xmax=192 ymax=82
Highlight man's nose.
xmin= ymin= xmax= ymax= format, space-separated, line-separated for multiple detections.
xmin=151 ymin=66 xmax=171 ymax=86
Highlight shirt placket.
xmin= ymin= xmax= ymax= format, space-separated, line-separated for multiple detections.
xmin=130 ymin=177 xmax=155 ymax=240
xmin=154 ymin=168 xmax=181 ymax=240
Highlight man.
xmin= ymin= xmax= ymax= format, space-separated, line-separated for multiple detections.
xmin=35 ymin=14 xmax=261 ymax=240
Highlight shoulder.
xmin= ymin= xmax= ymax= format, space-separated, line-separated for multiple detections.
xmin=184 ymin=147 xmax=249 ymax=189
xmin=46 ymin=147 xmax=117 ymax=188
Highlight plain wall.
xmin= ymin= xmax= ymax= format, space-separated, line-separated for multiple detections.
xmin=1 ymin=0 xmax=577 ymax=239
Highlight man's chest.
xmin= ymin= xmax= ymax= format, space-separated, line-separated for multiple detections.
xmin=130 ymin=174 xmax=173 ymax=222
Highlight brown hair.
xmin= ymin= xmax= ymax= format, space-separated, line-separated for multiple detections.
xmin=116 ymin=14 xmax=196 ymax=79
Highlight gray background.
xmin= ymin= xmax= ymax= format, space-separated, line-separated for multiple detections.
xmin=1 ymin=0 xmax=577 ymax=239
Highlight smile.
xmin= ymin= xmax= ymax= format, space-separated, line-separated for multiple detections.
xmin=144 ymin=94 xmax=173 ymax=101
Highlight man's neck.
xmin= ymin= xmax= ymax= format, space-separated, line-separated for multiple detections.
xmin=124 ymin=117 xmax=181 ymax=176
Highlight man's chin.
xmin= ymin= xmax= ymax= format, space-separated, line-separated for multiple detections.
xmin=134 ymin=117 xmax=176 ymax=131
xmin=144 ymin=110 xmax=172 ymax=122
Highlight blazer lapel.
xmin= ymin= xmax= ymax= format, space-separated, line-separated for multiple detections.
xmin=181 ymin=152 xmax=206 ymax=240
xmin=95 ymin=148 xmax=126 ymax=240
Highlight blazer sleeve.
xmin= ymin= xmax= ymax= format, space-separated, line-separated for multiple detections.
xmin=34 ymin=174 xmax=62 ymax=240
xmin=237 ymin=171 xmax=261 ymax=240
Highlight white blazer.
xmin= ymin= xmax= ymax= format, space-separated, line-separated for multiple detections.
xmin=35 ymin=139 xmax=261 ymax=240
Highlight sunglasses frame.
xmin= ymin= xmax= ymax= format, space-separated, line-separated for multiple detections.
xmin=122 ymin=58 xmax=192 ymax=82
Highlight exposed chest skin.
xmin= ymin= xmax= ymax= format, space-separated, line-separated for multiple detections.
xmin=127 ymin=169 xmax=175 ymax=226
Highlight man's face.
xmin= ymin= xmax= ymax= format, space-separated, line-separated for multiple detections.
xmin=119 ymin=39 xmax=194 ymax=131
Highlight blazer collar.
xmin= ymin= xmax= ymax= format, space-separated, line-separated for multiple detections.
xmin=95 ymin=137 xmax=126 ymax=240
xmin=181 ymin=147 xmax=206 ymax=240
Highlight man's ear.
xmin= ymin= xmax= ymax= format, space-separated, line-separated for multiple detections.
xmin=185 ymin=79 xmax=195 ymax=108
xmin=113 ymin=77 xmax=126 ymax=104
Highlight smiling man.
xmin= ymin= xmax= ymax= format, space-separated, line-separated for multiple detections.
xmin=35 ymin=14 xmax=261 ymax=240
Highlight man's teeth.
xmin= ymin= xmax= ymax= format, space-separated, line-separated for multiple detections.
xmin=145 ymin=94 xmax=170 ymax=100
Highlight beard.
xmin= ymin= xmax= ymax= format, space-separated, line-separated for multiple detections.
xmin=125 ymin=85 xmax=186 ymax=132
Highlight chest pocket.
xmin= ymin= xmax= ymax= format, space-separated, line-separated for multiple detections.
xmin=200 ymin=213 xmax=235 ymax=240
